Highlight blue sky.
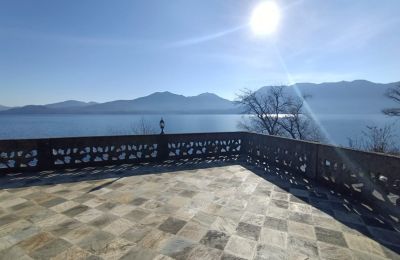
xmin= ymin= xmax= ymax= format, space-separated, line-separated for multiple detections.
xmin=1 ymin=0 xmax=399 ymax=106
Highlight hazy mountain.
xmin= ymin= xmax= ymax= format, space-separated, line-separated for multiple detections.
xmin=256 ymin=80 xmax=399 ymax=115
xmin=0 ymin=92 xmax=239 ymax=114
xmin=0 ymin=105 xmax=10 ymax=111
xmin=45 ymin=100 xmax=97 ymax=109
xmin=1 ymin=105 xmax=55 ymax=114
xmin=81 ymin=92 xmax=238 ymax=114
xmin=1 ymin=80 xmax=398 ymax=115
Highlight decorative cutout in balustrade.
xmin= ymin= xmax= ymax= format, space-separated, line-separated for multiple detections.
xmin=168 ymin=139 xmax=241 ymax=157
xmin=317 ymin=145 xmax=400 ymax=212
xmin=52 ymin=144 xmax=158 ymax=165
xmin=244 ymin=133 xmax=316 ymax=178
xmin=0 ymin=149 xmax=38 ymax=169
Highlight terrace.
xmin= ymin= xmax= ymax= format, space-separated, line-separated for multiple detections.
xmin=0 ymin=132 xmax=399 ymax=259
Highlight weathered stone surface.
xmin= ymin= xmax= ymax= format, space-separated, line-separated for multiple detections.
xmin=124 ymin=208 xmax=151 ymax=222
xmin=221 ymin=253 xmax=247 ymax=260
xmin=186 ymin=244 xmax=222 ymax=260
xmin=236 ymin=222 xmax=261 ymax=241
xmin=288 ymin=221 xmax=316 ymax=240
xmin=139 ymin=229 xmax=173 ymax=250
xmin=17 ymin=232 xmax=54 ymax=253
xmin=318 ymin=241 xmax=353 ymax=260
xmin=287 ymin=235 xmax=319 ymax=258
xmin=88 ymin=213 xmax=118 ymax=229
xmin=46 ymin=218 xmax=82 ymax=237
xmin=130 ymin=197 xmax=149 ymax=206
xmin=240 ymin=212 xmax=265 ymax=227
xmin=158 ymin=217 xmax=187 ymax=235
xmin=51 ymin=246 xmax=92 ymax=260
xmin=103 ymin=218 xmax=134 ymax=235
xmin=315 ymin=226 xmax=348 ymax=247
xmin=77 ymin=230 xmax=115 ymax=254
xmin=344 ymin=233 xmax=386 ymax=257
xmin=263 ymin=216 xmax=288 ymax=232
xmin=211 ymin=216 xmax=238 ymax=234
xmin=0 ymin=163 xmax=398 ymax=259
xmin=259 ymin=227 xmax=287 ymax=249
xmin=63 ymin=205 xmax=89 ymax=217
xmin=96 ymin=237 xmax=135 ymax=259
xmin=160 ymin=236 xmax=196 ymax=260
xmin=200 ymin=230 xmax=230 ymax=250
xmin=177 ymin=221 xmax=208 ymax=242
xmin=61 ymin=225 xmax=94 ymax=244
xmin=120 ymin=245 xmax=157 ymax=260
xmin=288 ymin=211 xmax=313 ymax=225
xmin=224 ymin=235 xmax=256 ymax=260
xmin=256 ymin=243 xmax=286 ymax=260
xmin=192 ymin=211 xmax=217 ymax=227
xmin=121 ymin=223 xmax=151 ymax=243
xmin=30 ymin=238 xmax=72 ymax=259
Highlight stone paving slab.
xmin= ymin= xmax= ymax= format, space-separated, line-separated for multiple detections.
xmin=0 ymin=162 xmax=399 ymax=260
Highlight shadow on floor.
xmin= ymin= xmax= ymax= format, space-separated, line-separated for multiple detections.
xmin=242 ymin=160 xmax=400 ymax=257
xmin=0 ymin=155 xmax=399 ymax=257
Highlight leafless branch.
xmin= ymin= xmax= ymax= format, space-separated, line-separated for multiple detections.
xmin=383 ymin=84 xmax=400 ymax=116
xmin=348 ymin=123 xmax=399 ymax=154
xmin=130 ymin=117 xmax=157 ymax=135
xmin=236 ymin=86 xmax=321 ymax=141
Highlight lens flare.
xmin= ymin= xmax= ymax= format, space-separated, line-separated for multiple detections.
xmin=250 ymin=1 xmax=281 ymax=35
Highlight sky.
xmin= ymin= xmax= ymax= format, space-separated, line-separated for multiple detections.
xmin=0 ymin=0 xmax=400 ymax=106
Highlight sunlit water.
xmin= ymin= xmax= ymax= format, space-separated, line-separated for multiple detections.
xmin=0 ymin=114 xmax=398 ymax=147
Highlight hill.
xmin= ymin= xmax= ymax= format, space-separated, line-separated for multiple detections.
xmin=0 ymin=105 xmax=10 ymax=111
xmin=1 ymin=80 xmax=398 ymax=115
xmin=256 ymin=80 xmax=399 ymax=115
xmin=0 ymin=92 xmax=239 ymax=114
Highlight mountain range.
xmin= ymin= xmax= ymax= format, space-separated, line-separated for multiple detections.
xmin=0 ymin=92 xmax=238 ymax=114
xmin=257 ymin=80 xmax=399 ymax=115
xmin=0 ymin=80 xmax=398 ymax=115
xmin=0 ymin=105 xmax=10 ymax=111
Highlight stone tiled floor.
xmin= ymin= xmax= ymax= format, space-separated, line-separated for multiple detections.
xmin=0 ymin=161 xmax=399 ymax=260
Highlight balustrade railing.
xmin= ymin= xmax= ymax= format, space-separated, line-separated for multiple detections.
xmin=1 ymin=131 xmax=399 ymax=225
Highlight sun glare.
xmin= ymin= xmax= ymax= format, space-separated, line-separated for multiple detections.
xmin=250 ymin=1 xmax=281 ymax=35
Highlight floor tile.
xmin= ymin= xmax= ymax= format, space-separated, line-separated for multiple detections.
xmin=315 ymin=226 xmax=348 ymax=247
xmin=158 ymin=217 xmax=187 ymax=235
xmin=200 ymin=230 xmax=230 ymax=250
xmin=260 ymin=227 xmax=287 ymax=249
xmin=236 ymin=222 xmax=261 ymax=241
xmin=224 ymin=235 xmax=256 ymax=260
xmin=177 ymin=221 xmax=208 ymax=242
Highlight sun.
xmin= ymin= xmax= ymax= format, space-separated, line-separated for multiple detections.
xmin=250 ymin=1 xmax=281 ymax=35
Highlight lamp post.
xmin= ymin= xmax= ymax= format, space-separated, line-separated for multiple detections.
xmin=159 ymin=118 xmax=165 ymax=135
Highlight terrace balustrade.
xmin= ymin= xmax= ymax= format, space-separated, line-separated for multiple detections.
xmin=1 ymin=131 xmax=399 ymax=228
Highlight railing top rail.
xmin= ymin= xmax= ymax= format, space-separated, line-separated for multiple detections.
xmin=248 ymin=132 xmax=400 ymax=159
xmin=0 ymin=131 xmax=248 ymax=143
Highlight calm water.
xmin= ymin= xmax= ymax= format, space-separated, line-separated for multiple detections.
xmin=0 ymin=114 xmax=398 ymax=146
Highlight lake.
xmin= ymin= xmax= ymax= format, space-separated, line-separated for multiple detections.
xmin=0 ymin=114 xmax=398 ymax=147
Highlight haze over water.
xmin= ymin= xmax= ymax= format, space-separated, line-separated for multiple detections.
xmin=0 ymin=114 xmax=398 ymax=147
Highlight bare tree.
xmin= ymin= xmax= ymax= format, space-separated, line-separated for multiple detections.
xmin=383 ymin=84 xmax=400 ymax=116
xmin=348 ymin=124 xmax=399 ymax=154
xmin=237 ymin=87 xmax=286 ymax=135
xmin=107 ymin=117 xmax=157 ymax=135
xmin=237 ymin=86 xmax=321 ymax=141
xmin=130 ymin=117 xmax=157 ymax=135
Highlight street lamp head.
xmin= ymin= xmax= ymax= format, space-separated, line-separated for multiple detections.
xmin=159 ymin=118 xmax=165 ymax=134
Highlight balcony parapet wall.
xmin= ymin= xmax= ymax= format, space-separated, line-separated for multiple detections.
xmin=1 ymin=131 xmax=399 ymax=226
